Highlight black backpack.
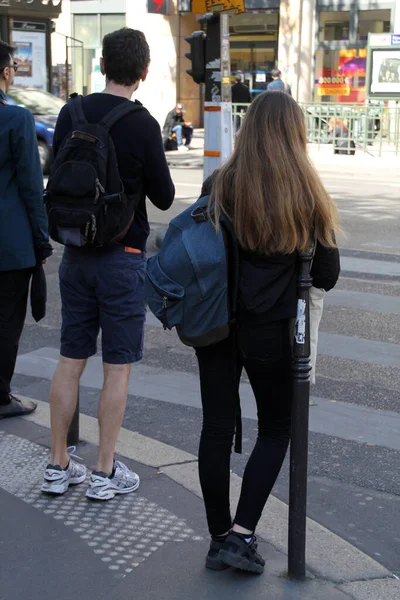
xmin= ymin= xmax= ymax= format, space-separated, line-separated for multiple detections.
xmin=45 ymin=95 xmax=146 ymax=247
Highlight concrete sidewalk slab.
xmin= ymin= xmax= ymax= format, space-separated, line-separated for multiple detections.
xmin=0 ymin=418 xmax=347 ymax=600
xmin=20 ymin=399 xmax=396 ymax=585
xmin=106 ymin=542 xmax=352 ymax=600
xmin=339 ymin=578 xmax=400 ymax=599
xmin=14 ymin=348 xmax=400 ymax=452
xmin=1 ymin=406 xmax=399 ymax=599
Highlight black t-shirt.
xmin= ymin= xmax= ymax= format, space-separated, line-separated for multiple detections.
xmin=53 ymin=93 xmax=175 ymax=250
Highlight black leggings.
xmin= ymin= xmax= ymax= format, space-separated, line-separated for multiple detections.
xmin=195 ymin=319 xmax=292 ymax=536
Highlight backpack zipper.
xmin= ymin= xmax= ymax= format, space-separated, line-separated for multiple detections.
xmin=94 ymin=178 xmax=105 ymax=203
xmin=162 ymin=297 xmax=168 ymax=330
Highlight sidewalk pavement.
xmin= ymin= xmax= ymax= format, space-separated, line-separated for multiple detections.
xmin=1 ymin=398 xmax=399 ymax=600
xmin=165 ymin=130 xmax=400 ymax=171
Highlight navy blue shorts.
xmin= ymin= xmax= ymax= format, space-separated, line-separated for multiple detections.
xmin=59 ymin=246 xmax=146 ymax=364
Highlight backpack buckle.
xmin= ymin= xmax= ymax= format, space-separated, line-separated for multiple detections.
xmin=191 ymin=206 xmax=208 ymax=223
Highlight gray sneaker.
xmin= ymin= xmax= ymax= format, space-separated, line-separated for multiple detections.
xmin=41 ymin=447 xmax=87 ymax=495
xmin=86 ymin=460 xmax=140 ymax=501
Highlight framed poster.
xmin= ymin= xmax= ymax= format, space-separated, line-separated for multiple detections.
xmin=370 ymin=49 xmax=400 ymax=96
xmin=12 ymin=22 xmax=47 ymax=90
xmin=367 ymin=34 xmax=400 ymax=100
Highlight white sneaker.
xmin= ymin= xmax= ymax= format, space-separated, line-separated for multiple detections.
xmin=41 ymin=446 xmax=87 ymax=495
xmin=86 ymin=461 xmax=140 ymax=501
xmin=178 ymin=145 xmax=189 ymax=152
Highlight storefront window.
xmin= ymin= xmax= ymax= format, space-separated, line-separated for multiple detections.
xmin=319 ymin=11 xmax=350 ymax=42
xmin=357 ymin=10 xmax=391 ymax=41
xmin=101 ymin=14 xmax=126 ymax=39
xmin=74 ymin=15 xmax=99 ymax=47
xmin=314 ymin=48 xmax=367 ymax=103
xmin=229 ymin=11 xmax=278 ymax=95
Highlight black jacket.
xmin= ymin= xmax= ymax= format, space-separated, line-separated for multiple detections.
xmin=231 ymin=82 xmax=252 ymax=104
xmin=200 ymin=174 xmax=340 ymax=321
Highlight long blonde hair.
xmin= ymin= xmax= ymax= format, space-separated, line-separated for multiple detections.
xmin=211 ymin=91 xmax=339 ymax=254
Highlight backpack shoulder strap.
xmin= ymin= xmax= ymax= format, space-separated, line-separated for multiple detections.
xmin=100 ymin=101 xmax=146 ymax=132
xmin=68 ymin=95 xmax=87 ymax=128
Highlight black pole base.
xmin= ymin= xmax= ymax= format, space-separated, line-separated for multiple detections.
xmin=67 ymin=394 xmax=80 ymax=448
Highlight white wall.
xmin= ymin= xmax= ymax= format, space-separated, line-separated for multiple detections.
xmin=126 ymin=0 xmax=178 ymax=126
xmin=52 ymin=0 xmax=177 ymax=125
xmin=51 ymin=0 xmax=72 ymax=65
xmin=394 ymin=0 xmax=400 ymax=31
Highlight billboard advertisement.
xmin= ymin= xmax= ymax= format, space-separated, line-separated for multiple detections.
xmin=12 ymin=23 xmax=47 ymax=90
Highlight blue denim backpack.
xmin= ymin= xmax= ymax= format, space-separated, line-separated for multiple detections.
xmin=145 ymin=194 xmax=238 ymax=348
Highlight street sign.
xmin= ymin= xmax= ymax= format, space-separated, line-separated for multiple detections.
xmin=192 ymin=0 xmax=245 ymax=14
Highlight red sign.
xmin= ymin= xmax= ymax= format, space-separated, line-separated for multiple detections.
xmin=147 ymin=0 xmax=168 ymax=14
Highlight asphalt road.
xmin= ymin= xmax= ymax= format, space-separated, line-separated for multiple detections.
xmin=12 ymin=162 xmax=400 ymax=576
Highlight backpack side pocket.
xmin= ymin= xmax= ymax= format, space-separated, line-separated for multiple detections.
xmin=146 ymin=256 xmax=185 ymax=329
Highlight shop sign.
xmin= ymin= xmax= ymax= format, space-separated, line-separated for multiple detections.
xmin=318 ymin=84 xmax=351 ymax=96
xmin=147 ymin=0 xmax=169 ymax=14
xmin=317 ymin=74 xmax=351 ymax=96
xmin=192 ymin=0 xmax=245 ymax=13
xmin=318 ymin=76 xmax=351 ymax=85
xmin=392 ymin=35 xmax=400 ymax=46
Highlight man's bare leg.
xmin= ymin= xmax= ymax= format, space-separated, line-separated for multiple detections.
xmin=50 ymin=356 xmax=87 ymax=468
xmin=97 ymin=362 xmax=131 ymax=475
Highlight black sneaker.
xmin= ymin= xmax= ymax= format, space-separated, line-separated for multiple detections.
xmin=0 ymin=395 xmax=37 ymax=419
xmin=205 ymin=537 xmax=230 ymax=571
xmin=219 ymin=532 xmax=265 ymax=574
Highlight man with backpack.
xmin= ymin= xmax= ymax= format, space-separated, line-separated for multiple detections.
xmin=0 ymin=40 xmax=52 ymax=420
xmin=41 ymin=28 xmax=175 ymax=500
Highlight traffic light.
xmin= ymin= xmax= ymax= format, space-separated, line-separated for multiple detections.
xmin=184 ymin=31 xmax=206 ymax=84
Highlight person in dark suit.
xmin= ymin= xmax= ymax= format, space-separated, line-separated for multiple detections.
xmin=231 ymin=75 xmax=251 ymax=132
xmin=0 ymin=41 xmax=52 ymax=419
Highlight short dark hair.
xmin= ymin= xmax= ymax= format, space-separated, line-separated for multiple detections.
xmin=102 ymin=28 xmax=150 ymax=86
xmin=0 ymin=40 xmax=15 ymax=72
xmin=271 ymin=68 xmax=281 ymax=78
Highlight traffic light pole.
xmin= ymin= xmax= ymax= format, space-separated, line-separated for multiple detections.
xmin=202 ymin=13 xmax=233 ymax=180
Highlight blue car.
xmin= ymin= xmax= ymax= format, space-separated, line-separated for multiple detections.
xmin=6 ymin=87 xmax=65 ymax=173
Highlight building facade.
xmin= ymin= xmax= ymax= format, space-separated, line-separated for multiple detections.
xmin=51 ymin=0 xmax=400 ymax=125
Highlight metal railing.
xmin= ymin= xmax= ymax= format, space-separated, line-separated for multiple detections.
xmin=232 ymin=102 xmax=400 ymax=157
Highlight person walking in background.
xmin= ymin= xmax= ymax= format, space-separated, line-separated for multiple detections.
xmin=267 ymin=68 xmax=291 ymax=95
xmin=41 ymin=28 xmax=174 ymax=500
xmin=0 ymin=40 xmax=52 ymax=420
xmin=231 ymin=74 xmax=252 ymax=132
xmin=162 ymin=103 xmax=193 ymax=151
xmin=196 ymin=91 xmax=340 ymax=574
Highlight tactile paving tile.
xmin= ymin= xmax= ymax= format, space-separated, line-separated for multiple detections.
xmin=0 ymin=431 xmax=203 ymax=574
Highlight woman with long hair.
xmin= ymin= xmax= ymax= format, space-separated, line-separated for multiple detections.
xmin=197 ymin=91 xmax=340 ymax=574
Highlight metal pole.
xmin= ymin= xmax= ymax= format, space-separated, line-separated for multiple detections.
xmin=67 ymin=391 xmax=79 ymax=447
xmin=219 ymin=12 xmax=233 ymax=161
xmin=202 ymin=13 xmax=233 ymax=181
xmin=65 ymin=35 xmax=69 ymax=100
xmin=203 ymin=14 xmax=221 ymax=181
xmin=288 ymin=247 xmax=313 ymax=579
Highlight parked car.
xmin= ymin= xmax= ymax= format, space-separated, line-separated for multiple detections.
xmin=6 ymin=87 xmax=65 ymax=173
